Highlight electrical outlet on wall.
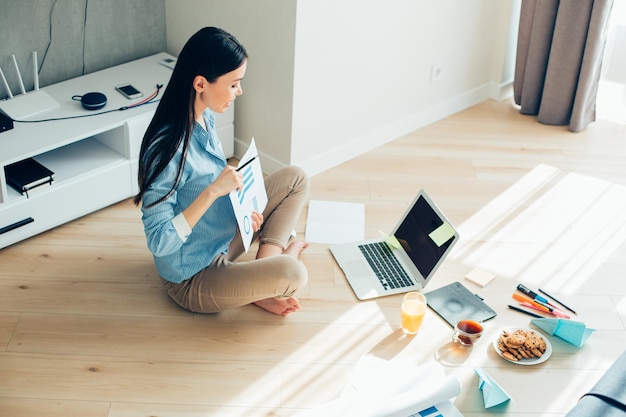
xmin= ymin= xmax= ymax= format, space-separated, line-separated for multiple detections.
xmin=430 ymin=64 xmax=444 ymax=83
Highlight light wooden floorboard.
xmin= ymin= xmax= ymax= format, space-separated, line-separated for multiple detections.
xmin=1 ymin=98 xmax=625 ymax=417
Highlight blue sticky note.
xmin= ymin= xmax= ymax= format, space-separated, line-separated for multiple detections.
xmin=474 ymin=368 xmax=511 ymax=408
xmin=531 ymin=318 xmax=595 ymax=348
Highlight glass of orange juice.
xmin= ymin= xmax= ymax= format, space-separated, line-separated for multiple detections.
xmin=401 ymin=291 xmax=427 ymax=334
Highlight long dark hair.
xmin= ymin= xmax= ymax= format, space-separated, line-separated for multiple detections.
xmin=134 ymin=27 xmax=248 ymax=207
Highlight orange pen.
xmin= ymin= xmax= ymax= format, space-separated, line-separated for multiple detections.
xmin=512 ymin=293 xmax=551 ymax=312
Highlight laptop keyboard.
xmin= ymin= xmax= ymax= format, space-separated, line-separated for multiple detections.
xmin=358 ymin=241 xmax=414 ymax=290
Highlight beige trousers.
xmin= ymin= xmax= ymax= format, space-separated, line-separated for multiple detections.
xmin=162 ymin=166 xmax=309 ymax=313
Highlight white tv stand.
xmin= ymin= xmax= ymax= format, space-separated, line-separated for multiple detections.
xmin=0 ymin=52 xmax=234 ymax=249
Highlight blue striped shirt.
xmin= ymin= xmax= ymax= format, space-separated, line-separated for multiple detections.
xmin=140 ymin=109 xmax=237 ymax=283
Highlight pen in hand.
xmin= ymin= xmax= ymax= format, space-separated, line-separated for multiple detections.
xmin=236 ymin=155 xmax=258 ymax=172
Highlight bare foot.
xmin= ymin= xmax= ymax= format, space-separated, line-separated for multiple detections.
xmin=254 ymin=296 xmax=301 ymax=316
xmin=283 ymin=240 xmax=309 ymax=258
xmin=252 ymin=241 xmax=308 ymax=315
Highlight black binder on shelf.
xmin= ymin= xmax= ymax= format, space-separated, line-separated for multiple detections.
xmin=4 ymin=157 xmax=55 ymax=196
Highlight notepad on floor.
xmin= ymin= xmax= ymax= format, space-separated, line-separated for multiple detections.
xmin=464 ymin=267 xmax=495 ymax=287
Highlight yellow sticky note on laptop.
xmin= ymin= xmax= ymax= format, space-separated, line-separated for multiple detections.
xmin=429 ymin=221 xmax=455 ymax=247
xmin=379 ymin=230 xmax=401 ymax=249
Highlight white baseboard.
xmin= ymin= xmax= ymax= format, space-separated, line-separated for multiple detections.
xmin=490 ymin=80 xmax=514 ymax=102
xmin=299 ymin=83 xmax=494 ymax=177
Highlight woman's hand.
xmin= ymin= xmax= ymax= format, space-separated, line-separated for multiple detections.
xmin=211 ymin=165 xmax=243 ymax=197
xmin=251 ymin=210 xmax=263 ymax=233
xmin=215 ymin=167 xmax=263 ymax=232
xmin=182 ymin=165 xmax=242 ymax=229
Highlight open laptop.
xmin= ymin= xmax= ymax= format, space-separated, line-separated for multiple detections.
xmin=329 ymin=190 xmax=459 ymax=300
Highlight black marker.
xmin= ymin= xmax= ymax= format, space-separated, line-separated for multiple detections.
xmin=539 ymin=288 xmax=577 ymax=315
xmin=517 ymin=284 xmax=555 ymax=307
xmin=507 ymin=304 xmax=543 ymax=318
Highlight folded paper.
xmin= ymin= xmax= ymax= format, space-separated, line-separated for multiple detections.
xmin=531 ymin=318 xmax=595 ymax=348
xmin=474 ymin=368 xmax=511 ymax=408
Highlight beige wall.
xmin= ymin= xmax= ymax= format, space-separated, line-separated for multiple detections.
xmin=165 ymin=0 xmax=520 ymax=175
xmin=165 ymin=0 xmax=297 ymax=168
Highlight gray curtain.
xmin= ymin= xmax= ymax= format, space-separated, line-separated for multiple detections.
xmin=513 ymin=0 xmax=614 ymax=132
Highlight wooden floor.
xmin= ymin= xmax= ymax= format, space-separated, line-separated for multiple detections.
xmin=1 ymin=98 xmax=625 ymax=417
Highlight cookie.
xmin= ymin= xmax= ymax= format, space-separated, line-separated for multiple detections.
xmin=497 ymin=328 xmax=547 ymax=362
xmin=502 ymin=351 xmax=518 ymax=361
xmin=497 ymin=340 xmax=507 ymax=352
xmin=524 ymin=337 xmax=538 ymax=350
xmin=504 ymin=334 xmax=525 ymax=349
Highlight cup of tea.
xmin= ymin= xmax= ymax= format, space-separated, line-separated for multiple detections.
xmin=401 ymin=291 xmax=427 ymax=334
xmin=452 ymin=319 xmax=484 ymax=346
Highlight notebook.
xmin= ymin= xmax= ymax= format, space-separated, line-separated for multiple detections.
xmin=329 ymin=190 xmax=459 ymax=300
xmin=4 ymin=157 xmax=55 ymax=194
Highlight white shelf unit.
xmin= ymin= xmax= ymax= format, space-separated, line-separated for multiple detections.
xmin=0 ymin=52 xmax=234 ymax=249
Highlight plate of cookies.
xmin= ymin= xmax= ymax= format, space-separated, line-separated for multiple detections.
xmin=493 ymin=327 xmax=552 ymax=365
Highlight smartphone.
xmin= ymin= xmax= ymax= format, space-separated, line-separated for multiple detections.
xmin=115 ymin=83 xmax=143 ymax=100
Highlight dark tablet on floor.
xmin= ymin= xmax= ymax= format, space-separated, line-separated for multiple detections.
xmin=425 ymin=281 xmax=497 ymax=327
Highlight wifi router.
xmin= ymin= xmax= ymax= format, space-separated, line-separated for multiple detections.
xmin=0 ymin=90 xmax=60 ymax=120
xmin=0 ymin=51 xmax=60 ymax=120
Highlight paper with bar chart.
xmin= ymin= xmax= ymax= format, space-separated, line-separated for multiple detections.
xmin=229 ymin=138 xmax=267 ymax=252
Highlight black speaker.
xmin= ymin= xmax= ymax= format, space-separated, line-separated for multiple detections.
xmin=72 ymin=92 xmax=107 ymax=110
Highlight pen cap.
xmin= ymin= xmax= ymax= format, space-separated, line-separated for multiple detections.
xmin=517 ymin=284 xmax=548 ymax=303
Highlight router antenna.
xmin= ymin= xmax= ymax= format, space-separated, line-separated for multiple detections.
xmin=11 ymin=54 xmax=26 ymax=95
xmin=0 ymin=66 xmax=14 ymax=98
xmin=32 ymin=51 xmax=39 ymax=91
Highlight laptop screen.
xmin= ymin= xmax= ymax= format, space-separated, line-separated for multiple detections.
xmin=393 ymin=194 xmax=456 ymax=279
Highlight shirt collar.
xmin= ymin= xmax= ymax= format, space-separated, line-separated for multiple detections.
xmin=193 ymin=109 xmax=224 ymax=160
